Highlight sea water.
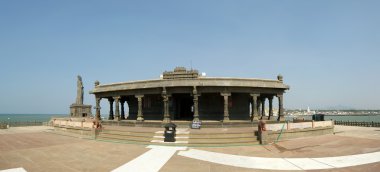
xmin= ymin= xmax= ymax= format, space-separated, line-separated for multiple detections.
xmin=0 ymin=114 xmax=67 ymax=123
xmin=286 ymin=114 xmax=380 ymax=122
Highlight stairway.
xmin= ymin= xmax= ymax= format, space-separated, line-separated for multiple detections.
xmin=96 ymin=129 xmax=155 ymax=144
xmin=96 ymin=127 xmax=260 ymax=146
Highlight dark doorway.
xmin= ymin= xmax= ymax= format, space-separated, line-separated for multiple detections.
xmin=173 ymin=93 xmax=193 ymax=120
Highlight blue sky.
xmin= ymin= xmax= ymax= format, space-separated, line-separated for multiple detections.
xmin=0 ymin=0 xmax=379 ymax=114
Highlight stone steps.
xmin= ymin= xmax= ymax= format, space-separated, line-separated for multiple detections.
xmin=101 ymin=120 xmax=260 ymax=128
xmin=96 ymin=135 xmax=153 ymax=144
xmin=51 ymin=126 xmax=260 ymax=146
xmin=149 ymin=128 xmax=259 ymax=146
xmin=189 ymin=133 xmax=255 ymax=139
xmin=97 ymin=129 xmax=155 ymax=144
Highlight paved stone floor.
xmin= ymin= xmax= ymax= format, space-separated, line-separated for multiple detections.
xmin=0 ymin=125 xmax=379 ymax=172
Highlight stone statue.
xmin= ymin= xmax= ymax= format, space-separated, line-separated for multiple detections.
xmin=70 ymin=75 xmax=92 ymax=117
xmin=76 ymin=75 xmax=84 ymax=105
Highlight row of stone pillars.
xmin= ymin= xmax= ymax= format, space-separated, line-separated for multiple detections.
xmin=250 ymin=94 xmax=284 ymax=121
xmin=95 ymin=89 xmax=284 ymax=122
xmin=96 ymin=97 xmax=127 ymax=121
xmin=95 ymin=95 xmax=143 ymax=122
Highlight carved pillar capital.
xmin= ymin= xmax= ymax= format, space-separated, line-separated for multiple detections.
xmin=162 ymin=94 xmax=170 ymax=102
xmin=192 ymin=86 xmax=198 ymax=95
xmin=135 ymin=95 xmax=144 ymax=99
xmin=268 ymin=95 xmax=274 ymax=101
xmin=250 ymin=93 xmax=259 ymax=98
xmin=95 ymin=96 xmax=101 ymax=101
xmin=221 ymin=92 xmax=231 ymax=97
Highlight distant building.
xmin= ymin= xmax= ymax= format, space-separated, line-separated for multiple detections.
xmin=90 ymin=67 xmax=289 ymax=123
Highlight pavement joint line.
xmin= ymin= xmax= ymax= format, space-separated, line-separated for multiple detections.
xmin=310 ymin=158 xmax=336 ymax=168
xmin=284 ymin=157 xmax=333 ymax=170
xmin=282 ymin=158 xmax=303 ymax=170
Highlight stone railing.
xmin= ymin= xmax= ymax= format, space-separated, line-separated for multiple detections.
xmin=259 ymin=121 xmax=334 ymax=144
xmin=334 ymin=120 xmax=380 ymax=127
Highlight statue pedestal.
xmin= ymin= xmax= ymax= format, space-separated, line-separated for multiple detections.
xmin=70 ymin=104 xmax=92 ymax=117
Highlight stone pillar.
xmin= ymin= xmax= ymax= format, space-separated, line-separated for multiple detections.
xmin=261 ymin=97 xmax=266 ymax=119
xmin=277 ymin=94 xmax=284 ymax=121
xmin=192 ymin=86 xmax=200 ymax=122
xmin=257 ymin=97 xmax=261 ymax=118
xmin=221 ymin=93 xmax=231 ymax=122
xmin=120 ymin=99 xmax=125 ymax=120
xmin=95 ymin=97 xmax=101 ymax=120
xmin=136 ymin=95 xmax=144 ymax=122
xmin=162 ymin=88 xmax=170 ymax=123
xmin=108 ymin=98 xmax=114 ymax=120
xmin=268 ymin=96 xmax=273 ymax=120
xmin=250 ymin=94 xmax=259 ymax=121
xmin=114 ymin=96 xmax=120 ymax=121
xmin=162 ymin=95 xmax=170 ymax=123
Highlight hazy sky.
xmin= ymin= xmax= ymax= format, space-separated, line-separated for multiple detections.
xmin=0 ymin=0 xmax=379 ymax=114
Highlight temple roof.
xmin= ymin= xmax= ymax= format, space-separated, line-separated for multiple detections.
xmin=90 ymin=67 xmax=289 ymax=94
xmin=90 ymin=77 xmax=289 ymax=94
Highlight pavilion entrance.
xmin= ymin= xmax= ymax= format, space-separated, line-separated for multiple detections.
xmin=172 ymin=93 xmax=193 ymax=120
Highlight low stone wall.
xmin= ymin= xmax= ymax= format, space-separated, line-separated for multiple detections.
xmin=259 ymin=121 xmax=334 ymax=144
xmin=51 ymin=118 xmax=95 ymax=129
xmin=51 ymin=118 xmax=98 ymax=138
